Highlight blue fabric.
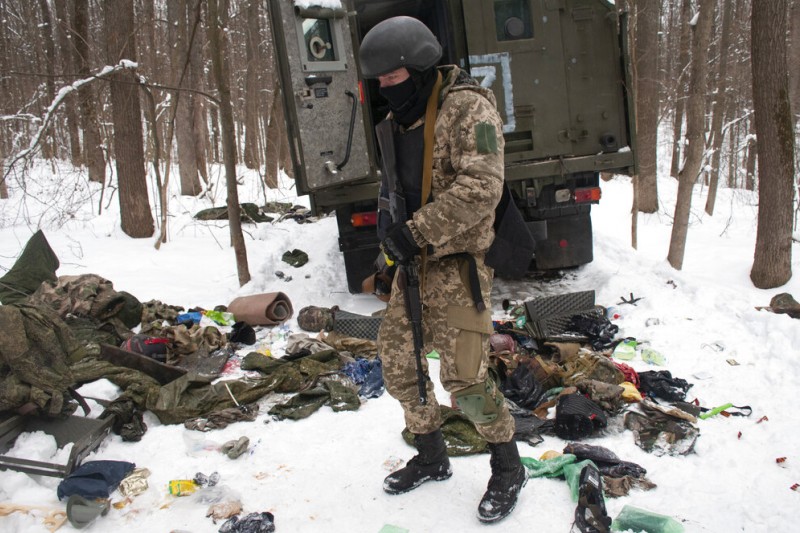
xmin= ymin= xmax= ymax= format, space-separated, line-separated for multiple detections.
xmin=57 ymin=460 xmax=136 ymax=500
xmin=342 ymin=358 xmax=384 ymax=398
xmin=176 ymin=311 xmax=202 ymax=326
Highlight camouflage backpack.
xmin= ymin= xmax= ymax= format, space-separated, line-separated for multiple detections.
xmin=561 ymin=351 xmax=624 ymax=387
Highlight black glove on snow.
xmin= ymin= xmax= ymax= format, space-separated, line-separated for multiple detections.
xmin=381 ymin=222 xmax=419 ymax=265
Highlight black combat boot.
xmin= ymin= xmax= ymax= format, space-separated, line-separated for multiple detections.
xmin=383 ymin=429 xmax=452 ymax=494
xmin=477 ymin=440 xmax=527 ymax=523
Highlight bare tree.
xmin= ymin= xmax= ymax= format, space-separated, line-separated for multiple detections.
xmin=705 ymin=0 xmax=735 ymax=216
xmin=104 ymin=0 xmax=154 ymax=238
xmin=242 ymin=0 xmax=262 ymax=170
xmin=168 ymin=0 xmax=203 ymax=196
xmin=207 ymin=0 xmax=251 ymax=286
xmin=667 ymin=0 xmax=714 ymax=270
xmin=72 ymin=0 xmax=105 ymax=184
xmin=750 ymin=0 xmax=795 ymax=288
xmin=53 ymin=0 xmax=82 ymax=167
xmin=264 ymin=77 xmax=282 ymax=189
xmin=669 ymin=0 xmax=692 ymax=179
xmin=632 ymin=0 xmax=659 ymax=213
xmin=37 ymin=0 xmax=57 ymax=159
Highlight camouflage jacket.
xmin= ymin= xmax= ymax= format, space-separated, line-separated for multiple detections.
xmin=406 ymin=65 xmax=505 ymax=259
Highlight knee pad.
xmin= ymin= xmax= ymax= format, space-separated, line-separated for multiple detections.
xmin=453 ymin=379 xmax=503 ymax=424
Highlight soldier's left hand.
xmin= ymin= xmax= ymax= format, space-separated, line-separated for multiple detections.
xmin=381 ymin=222 xmax=419 ymax=265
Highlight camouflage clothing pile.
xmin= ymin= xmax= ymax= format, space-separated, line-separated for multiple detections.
xmin=27 ymin=273 xmax=143 ymax=329
xmin=0 ymin=304 xmax=86 ymax=416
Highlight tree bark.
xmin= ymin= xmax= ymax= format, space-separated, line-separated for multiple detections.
xmin=705 ymin=0 xmax=734 ymax=216
xmin=670 ymin=0 xmax=692 ymax=179
xmin=53 ymin=0 xmax=82 ymax=167
xmin=169 ymin=0 xmax=202 ymax=196
xmin=73 ymin=0 xmax=105 ymax=184
xmin=789 ymin=0 xmax=800 ymax=122
xmin=188 ymin=0 xmax=209 ymax=185
xmin=667 ymin=0 xmax=714 ymax=270
xmin=632 ymin=0 xmax=659 ymax=213
xmin=207 ymin=0 xmax=251 ymax=286
xmin=265 ymin=77 xmax=282 ymax=189
xmin=750 ymin=0 xmax=794 ymax=288
xmin=744 ymin=134 xmax=756 ymax=191
xmin=243 ymin=0 xmax=262 ymax=170
xmin=37 ymin=0 xmax=56 ymax=160
xmin=104 ymin=0 xmax=154 ymax=238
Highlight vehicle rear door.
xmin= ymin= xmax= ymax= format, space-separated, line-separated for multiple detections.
xmin=267 ymin=0 xmax=372 ymax=196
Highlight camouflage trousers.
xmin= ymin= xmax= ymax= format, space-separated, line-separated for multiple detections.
xmin=377 ymin=255 xmax=515 ymax=443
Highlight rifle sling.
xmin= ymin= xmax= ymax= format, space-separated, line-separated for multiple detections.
xmin=419 ymin=71 xmax=442 ymax=291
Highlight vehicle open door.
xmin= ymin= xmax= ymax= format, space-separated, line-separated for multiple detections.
xmin=268 ymin=0 xmax=372 ymax=198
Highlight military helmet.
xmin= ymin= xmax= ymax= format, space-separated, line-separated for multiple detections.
xmin=358 ymin=16 xmax=442 ymax=78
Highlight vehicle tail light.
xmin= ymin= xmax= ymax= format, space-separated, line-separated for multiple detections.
xmin=351 ymin=211 xmax=377 ymax=227
xmin=358 ymin=81 xmax=365 ymax=104
xmin=574 ymin=187 xmax=601 ymax=203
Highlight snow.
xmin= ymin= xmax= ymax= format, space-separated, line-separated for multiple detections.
xmin=294 ymin=0 xmax=342 ymax=9
xmin=0 ymin=155 xmax=799 ymax=533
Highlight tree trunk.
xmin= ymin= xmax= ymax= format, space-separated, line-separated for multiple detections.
xmin=790 ymin=0 xmax=800 ymax=122
xmin=188 ymin=0 xmax=209 ymax=185
xmin=265 ymin=77 xmax=282 ymax=189
xmin=667 ymin=0 xmax=714 ymax=271
xmin=789 ymin=0 xmax=800 ymax=231
xmin=37 ymin=0 xmax=56 ymax=160
xmin=750 ymin=0 xmax=794 ymax=288
xmin=632 ymin=0 xmax=658 ymax=213
xmin=670 ymin=0 xmax=692 ymax=179
xmin=207 ymin=0 xmax=251 ymax=286
xmin=104 ymin=0 xmax=154 ymax=238
xmin=138 ymin=0 xmax=159 ymax=163
xmin=209 ymin=105 xmax=221 ymax=163
xmin=53 ymin=0 xmax=82 ymax=167
xmin=73 ymin=0 xmax=105 ymax=184
xmin=705 ymin=0 xmax=734 ymax=216
xmin=243 ymin=0 xmax=262 ymax=169
xmin=744 ymin=134 xmax=756 ymax=191
xmin=0 ymin=141 xmax=7 ymax=198
xmin=169 ymin=0 xmax=202 ymax=196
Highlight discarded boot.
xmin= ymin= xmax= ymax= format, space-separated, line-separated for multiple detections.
xmin=572 ymin=464 xmax=612 ymax=533
xmin=477 ymin=440 xmax=527 ymax=523
xmin=384 ymin=429 xmax=452 ymax=494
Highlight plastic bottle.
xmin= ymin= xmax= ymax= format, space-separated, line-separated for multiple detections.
xmin=610 ymin=505 xmax=685 ymax=533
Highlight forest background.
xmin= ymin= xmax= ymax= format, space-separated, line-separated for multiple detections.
xmin=0 ymin=0 xmax=798 ymax=288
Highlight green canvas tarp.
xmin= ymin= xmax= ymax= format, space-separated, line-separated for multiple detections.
xmin=0 ymin=230 xmax=59 ymax=305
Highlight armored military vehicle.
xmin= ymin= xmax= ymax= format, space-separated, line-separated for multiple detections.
xmin=267 ymin=0 xmax=637 ymax=292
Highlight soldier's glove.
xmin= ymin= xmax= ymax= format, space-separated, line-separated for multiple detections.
xmin=381 ymin=222 xmax=419 ymax=265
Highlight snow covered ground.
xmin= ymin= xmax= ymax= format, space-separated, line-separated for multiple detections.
xmin=0 ymin=158 xmax=798 ymax=532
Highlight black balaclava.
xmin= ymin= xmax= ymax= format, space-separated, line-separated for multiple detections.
xmin=379 ymin=68 xmax=437 ymax=127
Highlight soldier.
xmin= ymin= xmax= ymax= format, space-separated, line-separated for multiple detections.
xmin=358 ymin=16 xmax=526 ymax=523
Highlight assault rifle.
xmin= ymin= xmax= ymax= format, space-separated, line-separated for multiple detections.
xmin=375 ymin=120 xmax=427 ymax=405
xmin=397 ymin=259 xmax=426 ymax=405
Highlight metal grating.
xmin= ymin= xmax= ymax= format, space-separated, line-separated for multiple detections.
xmin=333 ymin=309 xmax=382 ymax=341
xmin=523 ymin=290 xmax=597 ymax=340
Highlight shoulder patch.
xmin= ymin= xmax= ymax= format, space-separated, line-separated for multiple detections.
xmin=475 ymin=122 xmax=498 ymax=154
